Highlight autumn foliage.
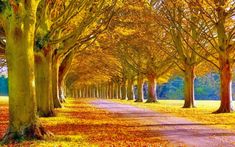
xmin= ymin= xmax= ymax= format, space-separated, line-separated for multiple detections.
xmin=0 ymin=97 xmax=171 ymax=146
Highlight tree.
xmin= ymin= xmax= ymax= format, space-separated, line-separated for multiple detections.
xmin=0 ymin=0 xmax=49 ymax=143
xmin=186 ymin=0 xmax=235 ymax=113
xmin=66 ymin=41 xmax=122 ymax=99
xmin=34 ymin=0 xmax=117 ymax=115
xmin=148 ymin=0 xmax=210 ymax=107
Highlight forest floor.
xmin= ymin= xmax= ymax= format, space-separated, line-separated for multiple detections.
xmin=1 ymin=97 xmax=235 ymax=146
xmin=0 ymin=97 xmax=170 ymax=146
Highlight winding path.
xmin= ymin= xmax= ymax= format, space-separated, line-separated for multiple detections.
xmin=91 ymin=99 xmax=235 ymax=147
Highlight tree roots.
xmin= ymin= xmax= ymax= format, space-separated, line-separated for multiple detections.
xmin=182 ymin=104 xmax=196 ymax=108
xmin=145 ymin=98 xmax=157 ymax=103
xmin=38 ymin=110 xmax=56 ymax=117
xmin=134 ymin=99 xmax=143 ymax=102
xmin=1 ymin=124 xmax=53 ymax=145
xmin=213 ymin=106 xmax=234 ymax=114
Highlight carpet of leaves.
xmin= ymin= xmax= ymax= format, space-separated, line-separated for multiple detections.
xmin=0 ymin=97 xmax=170 ymax=146
xmin=0 ymin=97 xmax=8 ymax=140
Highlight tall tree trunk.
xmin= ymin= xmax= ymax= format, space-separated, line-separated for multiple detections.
xmin=104 ymin=84 xmax=107 ymax=99
xmin=183 ymin=64 xmax=196 ymax=108
xmin=146 ymin=74 xmax=157 ymax=103
xmin=103 ymin=85 xmax=105 ymax=98
xmin=84 ymin=86 xmax=87 ymax=97
xmin=58 ymin=81 xmax=66 ymax=102
xmin=113 ymin=83 xmax=117 ymax=99
xmin=117 ymin=83 xmax=121 ymax=99
xmin=105 ymin=84 xmax=108 ymax=99
xmin=108 ymin=83 xmax=111 ymax=99
xmin=52 ymin=60 xmax=62 ymax=108
xmin=101 ymin=85 xmax=104 ymax=98
xmin=215 ymin=57 xmax=234 ymax=113
xmin=97 ymin=85 xmax=100 ymax=98
xmin=75 ymin=89 xmax=78 ymax=98
xmin=91 ymin=86 xmax=94 ymax=98
xmin=103 ymin=84 xmax=106 ymax=98
xmin=87 ymin=86 xmax=90 ymax=98
xmin=110 ymin=83 xmax=114 ymax=99
xmin=135 ymin=75 xmax=143 ymax=102
xmin=72 ymin=90 xmax=74 ymax=98
xmin=121 ymin=79 xmax=127 ymax=100
xmin=96 ymin=85 xmax=99 ymax=98
xmin=214 ymin=4 xmax=233 ymax=113
xmin=110 ymin=82 xmax=115 ymax=99
xmin=81 ymin=87 xmax=85 ymax=98
xmin=2 ymin=2 xmax=49 ymax=143
xmin=58 ymin=52 xmax=73 ymax=101
xmin=35 ymin=51 xmax=55 ymax=117
xmin=127 ymin=78 xmax=134 ymax=100
xmin=79 ymin=88 xmax=82 ymax=98
xmin=77 ymin=89 xmax=80 ymax=98
xmin=64 ymin=86 xmax=67 ymax=97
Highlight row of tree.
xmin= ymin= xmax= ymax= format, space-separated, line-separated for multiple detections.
xmin=0 ymin=0 xmax=119 ymax=144
xmin=1 ymin=0 xmax=235 ymax=144
xmin=67 ymin=0 xmax=235 ymax=114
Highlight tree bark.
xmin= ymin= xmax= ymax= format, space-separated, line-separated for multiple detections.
xmin=58 ymin=52 xmax=73 ymax=101
xmin=117 ymin=83 xmax=121 ymax=99
xmin=121 ymin=79 xmax=127 ymax=100
xmin=81 ymin=87 xmax=84 ymax=98
xmin=35 ymin=51 xmax=55 ymax=117
xmin=127 ymin=78 xmax=134 ymax=100
xmin=108 ymin=83 xmax=111 ymax=99
xmin=96 ymin=85 xmax=99 ymax=98
xmin=58 ymin=81 xmax=66 ymax=102
xmin=104 ymin=84 xmax=108 ymax=99
xmin=2 ymin=2 xmax=49 ymax=143
xmin=215 ymin=57 xmax=234 ymax=113
xmin=113 ymin=83 xmax=117 ymax=99
xmin=110 ymin=83 xmax=114 ymax=99
xmin=101 ymin=85 xmax=103 ymax=98
xmin=135 ymin=75 xmax=143 ymax=102
xmin=52 ymin=60 xmax=62 ymax=108
xmin=146 ymin=74 xmax=157 ymax=103
xmin=183 ymin=64 xmax=196 ymax=108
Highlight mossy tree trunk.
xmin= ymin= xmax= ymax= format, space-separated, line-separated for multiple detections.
xmin=35 ymin=49 xmax=55 ymax=117
xmin=1 ymin=0 xmax=49 ymax=144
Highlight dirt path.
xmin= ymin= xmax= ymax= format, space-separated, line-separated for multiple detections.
xmin=91 ymin=99 xmax=235 ymax=147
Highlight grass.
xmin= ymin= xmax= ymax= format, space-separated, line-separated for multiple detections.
xmin=0 ymin=97 xmax=170 ymax=146
xmin=109 ymin=99 xmax=235 ymax=131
